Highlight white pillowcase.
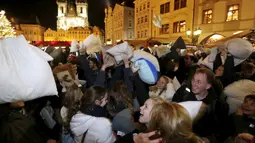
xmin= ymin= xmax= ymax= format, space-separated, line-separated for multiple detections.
xmin=134 ymin=58 xmax=158 ymax=84
xmin=0 ymin=35 xmax=58 ymax=103
xmin=107 ymin=42 xmax=133 ymax=64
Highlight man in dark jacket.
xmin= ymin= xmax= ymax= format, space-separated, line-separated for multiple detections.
xmin=172 ymin=68 xmax=218 ymax=140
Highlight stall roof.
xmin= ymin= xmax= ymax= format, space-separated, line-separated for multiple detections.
xmin=205 ymin=30 xmax=255 ymax=48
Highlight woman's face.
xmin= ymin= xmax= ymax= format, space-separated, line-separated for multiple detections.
xmin=156 ymin=77 xmax=167 ymax=89
xmin=139 ymin=99 xmax=154 ymax=124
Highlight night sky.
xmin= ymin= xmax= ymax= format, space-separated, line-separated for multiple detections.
xmin=0 ymin=0 xmax=126 ymax=30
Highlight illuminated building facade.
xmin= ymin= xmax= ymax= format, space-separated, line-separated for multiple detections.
xmin=194 ymin=0 xmax=255 ymax=44
xmin=104 ymin=2 xmax=135 ymax=44
xmin=57 ymin=0 xmax=89 ymax=30
xmin=44 ymin=0 xmax=93 ymax=42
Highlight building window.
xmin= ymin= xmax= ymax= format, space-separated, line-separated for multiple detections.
xmin=173 ymin=21 xmax=186 ymax=33
xmin=143 ymin=4 xmax=146 ymax=10
xmin=80 ymin=7 xmax=83 ymax=13
xmin=160 ymin=2 xmax=170 ymax=14
xmin=136 ymin=8 xmax=138 ymax=13
xmin=147 ymin=2 xmax=150 ymax=8
xmin=129 ymin=20 xmax=132 ymax=27
xmin=160 ymin=4 xmax=165 ymax=14
xmin=138 ymin=31 xmax=140 ymax=38
xmin=140 ymin=6 xmax=142 ymax=11
xmin=129 ymin=10 xmax=132 ymax=16
xmin=226 ymin=5 xmax=239 ymax=21
xmin=61 ymin=6 xmax=64 ymax=13
xmin=141 ymin=30 xmax=143 ymax=37
xmin=145 ymin=30 xmax=147 ymax=37
xmin=129 ymin=32 xmax=132 ymax=39
xmin=160 ymin=24 xmax=169 ymax=34
xmin=165 ymin=2 xmax=170 ymax=13
xmin=141 ymin=17 xmax=144 ymax=23
xmin=138 ymin=18 xmax=140 ymax=24
xmin=174 ymin=0 xmax=186 ymax=10
xmin=145 ymin=15 xmax=148 ymax=22
xmin=203 ymin=9 xmax=212 ymax=24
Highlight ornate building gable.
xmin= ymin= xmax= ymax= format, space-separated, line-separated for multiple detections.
xmin=56 ymin=0 xmax=89 ymax=30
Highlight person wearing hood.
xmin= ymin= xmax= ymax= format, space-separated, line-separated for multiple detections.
xmin=70 ymin=86 xmax=115 ymax=143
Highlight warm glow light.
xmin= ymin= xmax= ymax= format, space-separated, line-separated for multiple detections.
xmin=106 ymin=40 xmax=112 ymax=45
xmin=196 ymin=28 xmax=202 ymax=35
xmin=186 ymin=29 xmax=191 ymax=36
xmin=210 ymin=34 xmax=224 ymax=40
xmin=193 ymin=31 xmax=198 ymax=36
xmin=0 ymin=10 xmax=5 ymax=15
xmin=227 ymin=12 xmax=233 ymax=16
xmin=55 ymin=47 xmax=59 ymax=49
xmin=116 ymin=39 xmax=121 ymax=42
xmin=233 ymin=31 xmax=243 ymax=35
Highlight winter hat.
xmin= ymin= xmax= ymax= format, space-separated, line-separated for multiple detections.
xmin=112 ymin=109 xmax=135 ymax=134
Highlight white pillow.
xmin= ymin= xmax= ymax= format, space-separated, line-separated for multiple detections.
xmin=131 ymin=50 xmax=160 ymax=71
xmin=70 ymin=39 xmax=78 ymax=52
xmin=134 ymin=58 xmax=158 ymax=84
xmin=178 ymin=101 xmax=203 ymax=120
xmin=224 ymin=79 xmax=255 ymax=114
xmin=0 ymin=35 xmax=58 ymax=103
xmin=227 ymin=97 xmax=243 ymax=115
xmin=156 ymin=46 xmax=170 ymax=58
xmin=30 ymin=44 xmax=53 ymax=61
xmin=107 ymin=42 xmax=133 ymax=64
xmin=82 ymin=34 xmax=101 ymax=53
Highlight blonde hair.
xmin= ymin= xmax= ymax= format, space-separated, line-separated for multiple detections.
xmin=149 ymin=96 xmax=166 ymax=105
xmin=148 ymin=102 xmax=199 ymax=143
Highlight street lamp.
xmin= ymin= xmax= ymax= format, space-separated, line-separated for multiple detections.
xmin=186 ymin=28 xmax=191 ymax=37
xmin=186 ymin=27 xmax=202 ymax=45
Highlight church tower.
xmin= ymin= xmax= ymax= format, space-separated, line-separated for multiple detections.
xmin=56 ymin=0 xmax=89 ymax=30
xmin=57 ymin=0 xmax=67 ymax=17
xmin=76 ymin=0 xmax=89 ymax=26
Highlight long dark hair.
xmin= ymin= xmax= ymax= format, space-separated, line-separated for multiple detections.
xmin=80 ymin=86 xmax=107 ymax=114
xmin=106 ymin=81 xmax=133 ymax=117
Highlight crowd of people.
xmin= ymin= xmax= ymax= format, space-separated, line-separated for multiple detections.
xmin=1 ymin=36 xmax=255 ymax=143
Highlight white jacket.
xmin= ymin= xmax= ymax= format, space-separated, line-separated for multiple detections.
xmin=70 ymin=112 xmax=116 ymax=143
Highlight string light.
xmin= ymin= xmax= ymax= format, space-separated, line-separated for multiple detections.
xmin=0 ymin=10 xmax=16 ymax=38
